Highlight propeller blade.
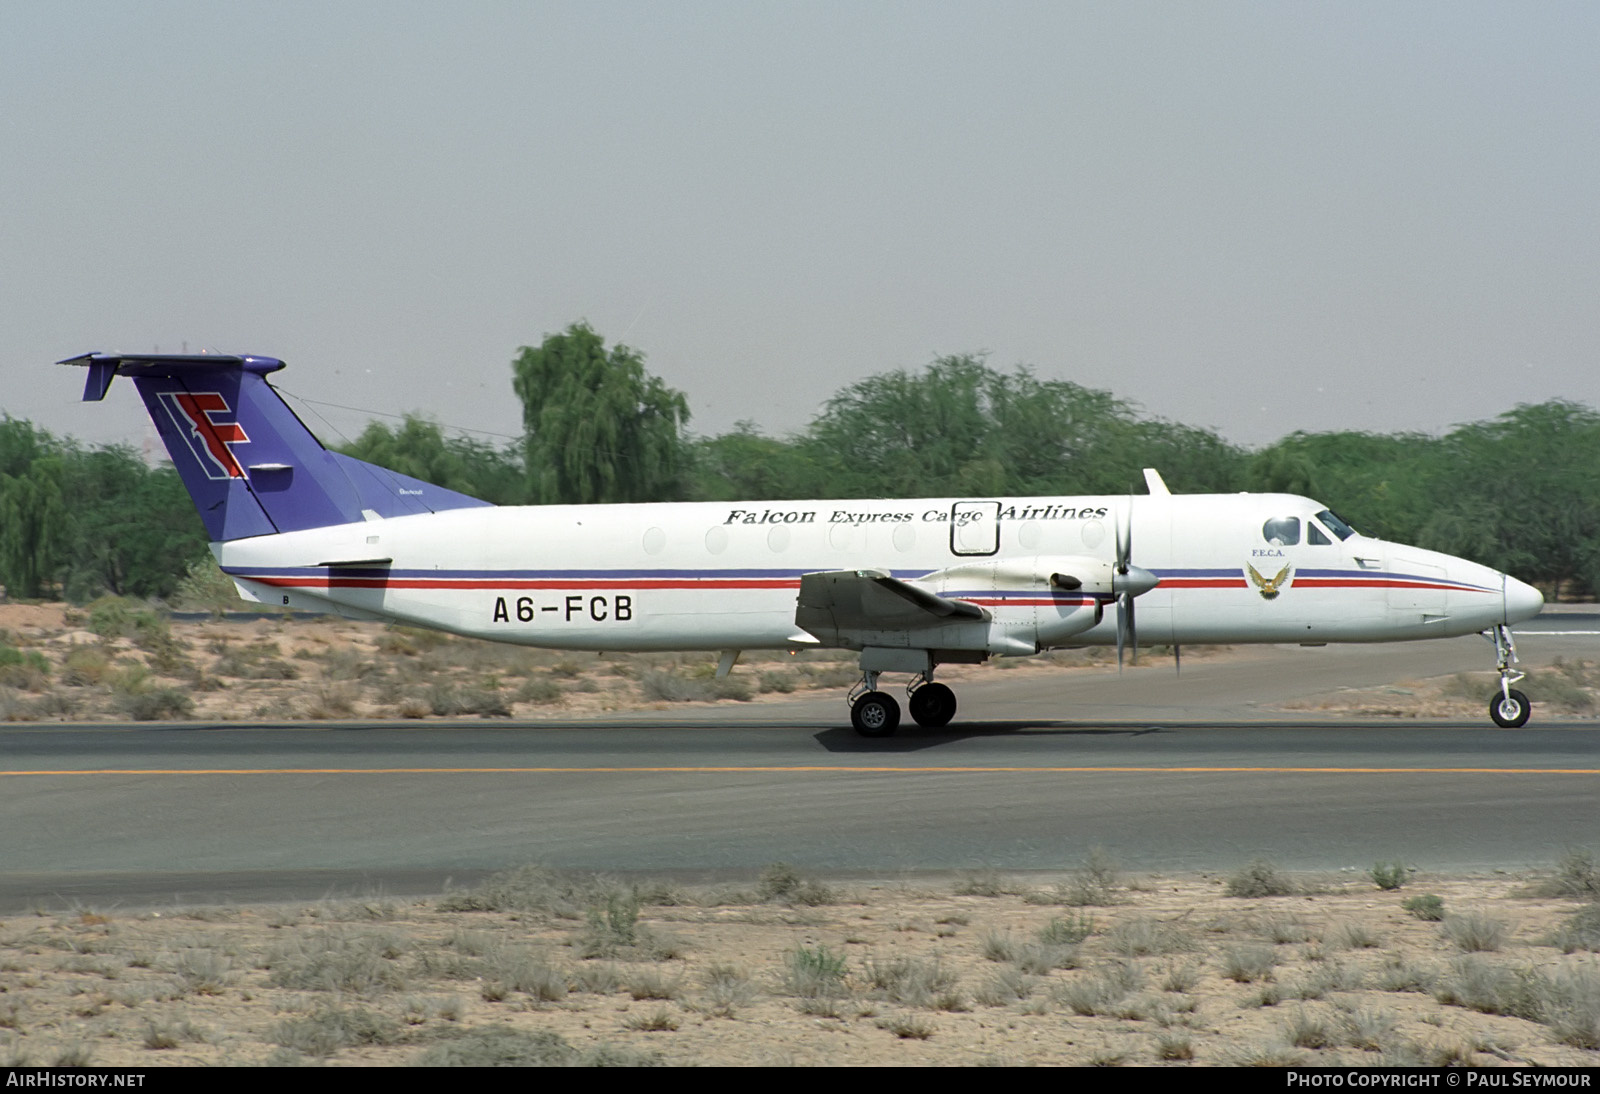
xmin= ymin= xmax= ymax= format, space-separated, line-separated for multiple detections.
xmin=1127 ymin=594 xmax=1138 ymax=665
xmin=1121 ymin=497 xmax=1133 ymax=569
xmin=1115 ymin=594 xmax=1126 ymax=670
xmin=1174 ymin=643 xmax=1182 ymax=676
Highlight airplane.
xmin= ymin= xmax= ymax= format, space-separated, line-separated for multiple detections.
xmin=61 ymin=351 xmax=1546 ymax=736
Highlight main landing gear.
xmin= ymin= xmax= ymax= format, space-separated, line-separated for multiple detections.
xmin=848 ymin=671 xmax=958 ymax=737
xmin=1486 ymin=623 xmax=1532 ymax=729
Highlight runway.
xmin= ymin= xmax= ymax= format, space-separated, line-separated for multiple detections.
xmin=1 ymin=619 xmax=1595 ymax=911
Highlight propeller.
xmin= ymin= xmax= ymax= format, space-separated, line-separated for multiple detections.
xmin=1112 ymin=498 xmax=1159 ymax=669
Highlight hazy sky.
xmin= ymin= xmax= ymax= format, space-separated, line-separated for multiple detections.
xmin=5 ymin=1 xmax=1597 ymax=459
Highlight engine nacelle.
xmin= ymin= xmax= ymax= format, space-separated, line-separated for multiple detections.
xmin=915 ymin=555 xmax=1115 ymax=649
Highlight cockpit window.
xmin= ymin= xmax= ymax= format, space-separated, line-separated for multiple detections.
xmin=1308 ymin=522 xmax=1331 ymax=546
xmin=1262 ymin=516 xmax=1300 ymax=546
xmin=1316 ymin=509 xmax=1357 ymax=541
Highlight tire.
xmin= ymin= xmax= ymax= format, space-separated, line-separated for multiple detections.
xmin=850 ymin=691 xmax=901 ymax=737
xmin=908 ymin=682 xmax=957 ymax=728
xmin=1489 ymin=688 xmax=1531 ymax=728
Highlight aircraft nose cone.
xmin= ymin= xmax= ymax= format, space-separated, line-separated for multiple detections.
xmin=1504 ymin=575 xmax=1544 ymax=624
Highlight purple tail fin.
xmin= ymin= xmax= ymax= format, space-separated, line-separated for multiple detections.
xmin=61 ymin=353 xmax=492 ymax=542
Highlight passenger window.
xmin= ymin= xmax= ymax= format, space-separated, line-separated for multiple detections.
xmin=1262 ymin=516 xmax=1300 ymax=546
xmin=1308 ymin=523 xmax=1331 ymax=546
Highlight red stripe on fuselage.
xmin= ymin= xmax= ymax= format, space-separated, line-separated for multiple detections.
xmin=245 ymin=576 xmax=802 ymax=591
xmin=1293 ymin=579 xmax=1469 ymax=591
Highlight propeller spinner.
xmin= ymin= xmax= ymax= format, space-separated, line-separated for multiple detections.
xmin=1113 ymin=499 xmax=1158 ymax=669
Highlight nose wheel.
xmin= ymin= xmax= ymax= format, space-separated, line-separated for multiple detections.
xmin=1490 ymin=688 xmax=1531 ymax=729
xmin=1486 ymin=624 xmax=1532 ymax=728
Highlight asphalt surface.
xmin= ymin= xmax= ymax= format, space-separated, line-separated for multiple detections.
xmin=0 ymin=616 xmax=1595 ymax=911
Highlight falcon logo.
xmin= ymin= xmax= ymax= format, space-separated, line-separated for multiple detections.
xmin=158 ymin=391 xmax=249 ymax=480
xmin=1247 ymin=562 xmax=1293 ymax=600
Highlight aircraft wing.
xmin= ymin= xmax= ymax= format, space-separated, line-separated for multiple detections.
xmin=795 ymin=570 xmax=988 ymax=635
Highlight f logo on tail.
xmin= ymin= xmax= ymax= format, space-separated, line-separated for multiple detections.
xmin=158 ymin=391 xmax=249 ymax=479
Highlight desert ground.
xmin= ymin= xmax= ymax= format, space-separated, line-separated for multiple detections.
xmin=1 ymin=599 xmax=1595 ymax=726
xmin=5 ymin=859 xmax=1600 ymax=1066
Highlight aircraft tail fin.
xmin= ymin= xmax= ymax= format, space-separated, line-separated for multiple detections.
xmin=61 ymin=353 xmax=492 ymax=542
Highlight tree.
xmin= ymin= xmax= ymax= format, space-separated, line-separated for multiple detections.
xmin=1423 ymin=401 xmax=1600 ymax=598
xmin=59 ymin=454 xmax=208 ymax=601
xmin=688 ymin=422 xmax=824 ymax=501
xmin=0 ymin=420 xmax=209 ymax=601
xmin=339 ymin=415 xmax=528 ymax=506
xmin=511 ymin=323 xmax=690 ymax=505
xmin=796 ymin=354 xmax=1239 ymax=498
xmin=804 ymin=355 xmax=1003 ymax=497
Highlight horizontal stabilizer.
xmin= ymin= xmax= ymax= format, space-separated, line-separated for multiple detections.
xmin=60 ymin=352 xmax=492 ymax=542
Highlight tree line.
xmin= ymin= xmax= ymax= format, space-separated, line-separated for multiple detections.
xmin=3 ymin=322 xmax=1596 ymax=601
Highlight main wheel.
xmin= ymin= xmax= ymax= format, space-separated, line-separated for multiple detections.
xmin=1489 ymin=688 xmax=1531 ymax=728
xmin=908 ymin=682 xmax=957 ymax=728
xmin=851 ymin=691 xmax=901 ymax=737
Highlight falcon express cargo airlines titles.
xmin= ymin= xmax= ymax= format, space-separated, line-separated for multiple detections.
xmin=62 ymin=352 xmax=1545 ymax=736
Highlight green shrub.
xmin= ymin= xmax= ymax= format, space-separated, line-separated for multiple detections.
xmin=272 ymin=1004 xmax=400 ymax=1057
xmin=1525 ymin=671 xmax=1596 ymax=713
xmin=414 ymin=1028 xmax=590 ymax=1067
xmin=1053 ymin=960 xmax=1143 ymax=1015
xmin=1402 ymin=894 xmax=1445 ymax=921
xmin=758 ymin=862 xmax=834 ymax=906
xmin=60 ymin=646 xmax=112 ymax=686
xmin=1442 ymin=911 xmax=1510 ymax=953
xmin=861 ymin=954 xmax=960 ymax=1008
xmin=0 ymin=647 xmax=49 ymax=691
xmin=1370 ymin=862 xmax=1410 ymax=890
xmin=1551 ymin=849 xmax=1600 ymax=899
xmin=1037 ymin=912 xmax=1095 ymax=946
xmin=1221 ymin=944 xmax=1278 ymax=983
xmin=1225 ymin=859 xmax=1296 ymax=898
xmin=1107 ymin=916 xmax=1194 ymax=956
xmin=515 ymin=677 xmax=563 ymax=704
xmin=783 ymin=945 xmax=849 ymax=999
xmin=427 ymin=684 xmax=510 ymax=717
xmin=115 ymin=687 xmax=194 ymax=722
xmin=758 ymin=671 xmax=795 ymax=693
xmin=1550 ymin=903 xmax=1600 ymax=953
xmin=580 ymin=893 xmax=641 ymax=958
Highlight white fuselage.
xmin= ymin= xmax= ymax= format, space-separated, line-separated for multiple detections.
xmin=215 ymin=491 xmax=1541 ymax=655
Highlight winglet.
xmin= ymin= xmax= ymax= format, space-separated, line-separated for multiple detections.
xmin=59 ymin=353 xmax=120 ymax=402
xmin=1143 ymin=468 xmax=1171 ymax=496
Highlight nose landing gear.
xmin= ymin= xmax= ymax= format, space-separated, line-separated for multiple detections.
xmin=1486 ymin=624 xmax=1531 ymax=728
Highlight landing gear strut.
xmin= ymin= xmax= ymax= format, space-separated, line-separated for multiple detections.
xmin=1486 ymin=624 xmax=1532 ymax=728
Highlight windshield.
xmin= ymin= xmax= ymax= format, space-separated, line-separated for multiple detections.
xmin=1316 ymin=509 xmax=1358 ymax=540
